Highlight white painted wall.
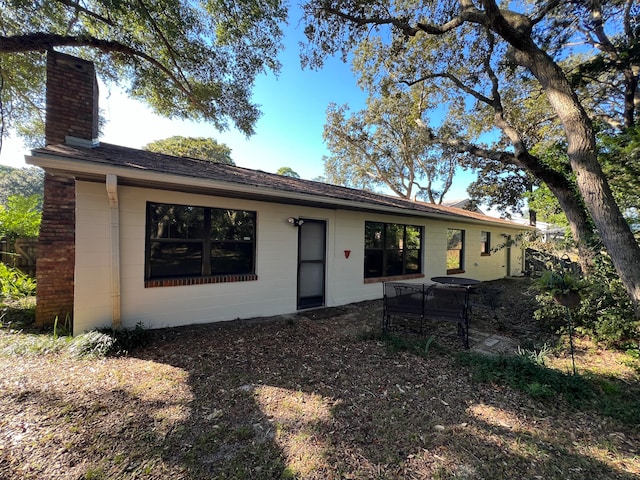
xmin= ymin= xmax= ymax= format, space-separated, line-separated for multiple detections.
xmin=73 ymin=180 xmax=526 ymax=334
xmin=74 ymin=181 xmax=113 ymax=333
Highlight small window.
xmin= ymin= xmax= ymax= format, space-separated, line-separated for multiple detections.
xmin=447 ymin=228 xmax=465 ymax=273
xmin=364 ymin=221 xmax=422 ymax=278
xmin=145 ymin=202 xmax=256 ymax=280
xmin=481 ymin=231 xmax=491 ymax=256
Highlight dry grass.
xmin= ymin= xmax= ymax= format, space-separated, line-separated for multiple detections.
xmin=1 ymin=279 xmax=639 ymax=479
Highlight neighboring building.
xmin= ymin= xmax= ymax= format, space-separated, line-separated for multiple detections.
xmin=442 ymin=198 xmax=485 ymax=214
xmin=27 ymin=51 xmax=532 ymax=335
xmin=499 ymin=211 xmax=566 ymax=243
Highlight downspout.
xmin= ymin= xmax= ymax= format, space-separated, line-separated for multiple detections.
xmin=105 ymin=174 xmax=122 ymax=329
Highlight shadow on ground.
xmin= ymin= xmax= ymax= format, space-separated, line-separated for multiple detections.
xmin=1 ymin=278 xmax=638 ymax=479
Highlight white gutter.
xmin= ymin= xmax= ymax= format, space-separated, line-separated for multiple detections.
xmin=105 ymin=174 xmax=121 ymax=329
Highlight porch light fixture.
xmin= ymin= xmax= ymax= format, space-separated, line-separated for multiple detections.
xmin=287 ymin=217 xmax=304 ymax=227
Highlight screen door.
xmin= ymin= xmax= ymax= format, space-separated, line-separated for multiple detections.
xmin=297 ymin=219 xmax=326 ymax=309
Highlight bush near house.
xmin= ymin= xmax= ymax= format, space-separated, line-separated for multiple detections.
xmin=0 ymin=263 xmax=36 ymax=298
xmin=0 ymin=194 xmax=41 ymax=277
xmin=534 ymin=253 xmax=640 ymax=347
xmin=0 ymin=194 xmax=42 ymax=240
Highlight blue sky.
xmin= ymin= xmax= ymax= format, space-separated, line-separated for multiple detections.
xmin=0 ymin=11 xmax=474 ymax=200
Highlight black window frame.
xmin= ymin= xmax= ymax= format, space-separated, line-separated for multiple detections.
xmin=480 ymin=231 xmax=491 ymax=256
xmin=145 ymin=201 xmax=256 ymax=281
xmin=446 ymin=228 xmax=465 ymax=274
xmin=364 ymin=221 xmax=422 ymax=279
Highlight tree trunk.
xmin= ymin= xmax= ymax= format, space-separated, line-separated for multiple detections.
xmin=623 ymin=68 xmax=637 ymax=129
xmin=512 ymin=153 xmax=598 ymax=274
xmin=445 ymin=137 xmax=598 ymax=272
xmin=511 ymin=44 xmax=640 ymax=313
xmin=544 ymin=180 xmax=596 ymax=274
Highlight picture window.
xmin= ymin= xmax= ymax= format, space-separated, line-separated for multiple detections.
xmin=364 ymin=221 xmax=422 ymax=278
xmin=145 ymin=202 xmax=256 ymax=281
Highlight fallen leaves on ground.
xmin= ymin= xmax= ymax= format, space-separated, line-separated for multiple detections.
xmin=1 ymin=279 xmax=639 ymax=479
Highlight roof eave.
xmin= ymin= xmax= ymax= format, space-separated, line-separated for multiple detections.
xmin=26 ymin=152 xmax=532 ymax=230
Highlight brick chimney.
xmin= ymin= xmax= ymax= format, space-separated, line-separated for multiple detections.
xmin=45 ymin=51 xmax=99 ymax=146
xmin=36 ymin=51 xmax=100 ymax=329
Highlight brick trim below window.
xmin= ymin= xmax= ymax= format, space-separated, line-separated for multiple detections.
xmin=364 ymin=273 xmax=425 ymax=284
xmin=145 ymin=273 xmax=258 ymax=288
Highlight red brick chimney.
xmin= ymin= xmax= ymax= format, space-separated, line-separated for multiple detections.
xmin=45 ymin=51 xmax=99 ymax=146
xmin=36 ymin=51 xmax=100 ymax=329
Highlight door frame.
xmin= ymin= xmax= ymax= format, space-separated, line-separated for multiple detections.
xmin=296 ymin=218 xmax=327 ymax=310
xmin=505 ymin=234 xmax=512 ymax=277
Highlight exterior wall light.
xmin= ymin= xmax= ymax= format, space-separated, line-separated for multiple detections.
xmin=287 ymin=217 xmax=304 ymax=227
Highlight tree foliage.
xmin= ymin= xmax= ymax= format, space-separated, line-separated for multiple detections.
xmin=143 ymin=136 xmax=234 ymax=165
xmin=323 ymin=87 xmax=458 ymax=202
xmin=0 ymin=0 xmax=287 ymax=147
xmin=528 ymin=124 xmax=640 ymax=231
xmin=0 ymin=194 xmax=41 ymax=239
xmin=276 ymin=167 xmax=300 ymax=178
xmin=465 ymin=0 xmax=640 ymax=222
xmin=301 ymin=0 xmax=640 ymax=311
xmin=599 ymin=126 xmax=640 ymax=226
xmin=526 ymin=184 xmax=568 ymax=227
xmin=0 ymin=166 xmax=44 ymax=205
xmin=466 ymin=161 xmax=536 ymax=219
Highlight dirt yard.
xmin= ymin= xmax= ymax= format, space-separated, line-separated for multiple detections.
xmin=1 ymin=278 xmax=639 ymax=479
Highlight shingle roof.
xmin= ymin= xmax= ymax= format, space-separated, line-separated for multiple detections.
xmin=29 ymin=141 xmax=527 ymax=229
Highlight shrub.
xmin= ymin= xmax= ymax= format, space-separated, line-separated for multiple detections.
xmin=534 ymin=253 xmax=639 ymax=347
xmin=96 ymin=322 xmax=149 ymax=354
xmin=0 ymin=263 xmax=36 ymax=298
xmin=67 ymin=323 xmax=149 ymax=358
xmin=0 ymin=194 xmax=41 ymax=240
xmin=67 ymin=331 xmax=116 ymax=358
xmin=1 ymin=320 xmax=149 ymax=359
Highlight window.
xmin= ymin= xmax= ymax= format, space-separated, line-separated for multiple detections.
xmin=364 ymin=221 xmax=422 ymax=278
xmin=145 ymin=202 xmax=256 ymax=281
xmin=447 ymin=228 xmax=465 ymax=273
xmin=481 ymin=231 xmax=491 ymax=256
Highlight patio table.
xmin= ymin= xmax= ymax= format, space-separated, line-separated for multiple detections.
xmin=430 ymin=276 xmax=481 ymax=286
